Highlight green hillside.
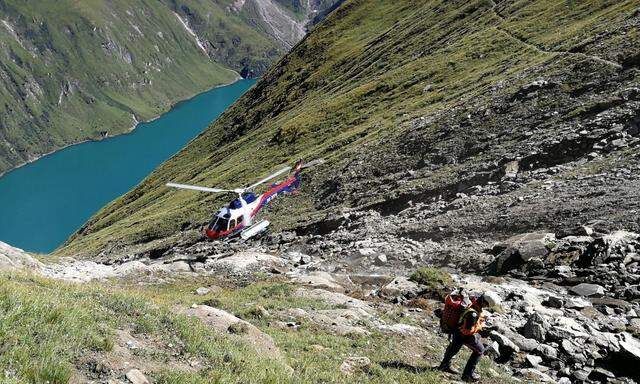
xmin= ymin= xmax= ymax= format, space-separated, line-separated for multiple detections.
xmin=0 ymin=0 xmax=340 ymax=175
xmin=60 ymin=0 xmax=640 ymax=257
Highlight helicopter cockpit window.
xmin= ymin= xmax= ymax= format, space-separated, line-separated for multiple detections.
xmin=208 ymin=217 xmax=229 ymax=232
xmin=229 ymin=219 xmax=236 ymax=229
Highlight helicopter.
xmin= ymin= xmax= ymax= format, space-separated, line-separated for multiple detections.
xmin=166 ymin=159 xmax=317 ymax=240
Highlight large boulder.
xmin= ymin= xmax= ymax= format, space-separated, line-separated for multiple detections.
xmin=181 ymin=305 xmax=284 ymax=360
xmin=380 ymin=276 xmax=421 ymax=298
xmin=488 ymin=232 xmax=554 ymax=274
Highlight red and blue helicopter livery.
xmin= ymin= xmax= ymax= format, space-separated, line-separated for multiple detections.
xmin=167 ymin=160 xmax=317 ymax=240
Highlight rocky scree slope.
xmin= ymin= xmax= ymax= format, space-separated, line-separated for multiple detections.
xmin=61 ymin=0 xmax=640 ymax=259
xmin=0 ymin=241 xmax=519 ymax=384
xmin=0 ymin=0 xmax=339 ymax=174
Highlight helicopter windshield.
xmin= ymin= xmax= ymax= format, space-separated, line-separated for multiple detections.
xmin=207 ymin=217 xmax=229 ymax=232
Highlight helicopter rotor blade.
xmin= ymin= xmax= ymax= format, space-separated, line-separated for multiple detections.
xmin=246 ymin=166 xmax=291 ymax=191
xmin=166 ymin=183 xmax=233 ymax=194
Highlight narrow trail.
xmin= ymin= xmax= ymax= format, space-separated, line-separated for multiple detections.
xmin=488 ymin=0 xmax=623 ymax=70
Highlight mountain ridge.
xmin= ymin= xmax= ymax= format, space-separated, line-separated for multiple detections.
xmin=0 ymin=0 xmax=340 ymax=174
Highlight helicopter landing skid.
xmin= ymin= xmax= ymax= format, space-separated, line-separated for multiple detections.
xmin=240 ymin=220 xmax=270 ymax=240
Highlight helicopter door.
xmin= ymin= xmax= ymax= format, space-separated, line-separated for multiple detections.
xmin=228 ymin=218 xmax=236 ymax=230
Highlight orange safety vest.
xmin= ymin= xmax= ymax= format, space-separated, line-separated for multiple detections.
xmin=458 ymin=306 xmax=484 ymax=336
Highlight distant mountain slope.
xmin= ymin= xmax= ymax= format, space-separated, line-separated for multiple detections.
xmin=0 ymin=0 xmax=339 ymax=174
xmin=60 ymin=0 xmax=640 ymax=257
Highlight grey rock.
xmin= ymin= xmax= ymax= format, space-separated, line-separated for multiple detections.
xmin=489 ymin=232 xmax=554 ymax=274
xmin=570 ymin=283 xmax=605 ymax=297
xmin=483 ymin=290 xmax=502 ymax=307
xmin=380 ymin=276 xmax=421 ymax=298
xmin=166 ymin=261 xmax=192 ymax=273
xmin=536 ymin=344 xmax=558 ymax=360
xmin=612 ymin=138 xmax=628 ymax=148
xmin=374 ymin=254 xmax=387 ymax=265
xmin=619 ymin=332 xmax=640 ymax=362
xmin=543 ymin=296 xmax=564 ymax=308
xmin=519 ymin=368 xmax=555 ymax=383
xmin=485 ymin=340 xmax=501 ymax=359
xmin=525 ymin=354 xmax=543 ymax=368
xmin=519 ymin=240 xmax=551 ymax=262
xmin=195 ymin=287 xmax=211 ymax=296
xmin=564 ymin=297 xmax=591 ymax=309
xmin=339 ymin=356 xmax=371 ymax=375
xmin=572 ymin=368 xmax=591 ymax=381
xmin=125 ymin=369 xmax=149 ymax=384
xmin=504 ymin=160 xmax=519 ymax=178
xmin=561 ymin=339 xmax=578 ymax=355
xmin=489 ymin=331 xmax=520 ymax=354
xmin=589 ymin=367 xmax=615 ymax=381
xmin=358 ymin=248 xmax=376 ymax=257
xmin=512 ymin=334 xmax=539 ymax=352
xmin=294 ymin=272 xmax=345 ymax=292
xmin=558 ymin=225 xmax=594 ymax=238
xmin=279 ymin=231 xmax=297 ymax=243
xmin=523 ymin=313 xmax=548 ymax=342
xmin=299 ymin=253 xmax=313 ymax=264
xmin=553 ymin=265 xmax=573 ymax=278
xmin=629 ymin=318 xmax=640 ymax=336
xmin=623 ymin=252 xmax=639 ymax=265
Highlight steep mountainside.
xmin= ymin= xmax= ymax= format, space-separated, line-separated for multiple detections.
xmin=61 ymin=0 xmax=640 ymax=260
xmin=0 ymin=0 xmax=339 ymax=174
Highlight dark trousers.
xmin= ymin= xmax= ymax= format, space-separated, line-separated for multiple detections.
xmin=440 ymin=331 xmax=485 ymax=376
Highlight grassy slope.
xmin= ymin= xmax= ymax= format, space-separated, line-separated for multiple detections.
xmin=60 ymin=0 xmax=639 ymax=256
xmin=0 ymin=272 xmax=516 ymax=383
xmin=0 ymin=0 xmax=282 ymax=174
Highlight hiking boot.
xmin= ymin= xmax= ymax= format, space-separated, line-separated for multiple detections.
xmin=462 ymin=373 xmax=480 ymax=382
xmin=437 ymin=365 xmax=459 ymax=374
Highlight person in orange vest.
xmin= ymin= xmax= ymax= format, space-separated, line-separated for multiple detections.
xmin=438 ymin=293 xmax=487 ymax=382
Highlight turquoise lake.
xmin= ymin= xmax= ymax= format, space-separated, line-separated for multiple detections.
xmin=0 ymin=79 xmax=256 ymax=253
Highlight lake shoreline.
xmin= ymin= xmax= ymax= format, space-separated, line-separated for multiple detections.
xmin=0 ymin=72 xmax=244 ymax=180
